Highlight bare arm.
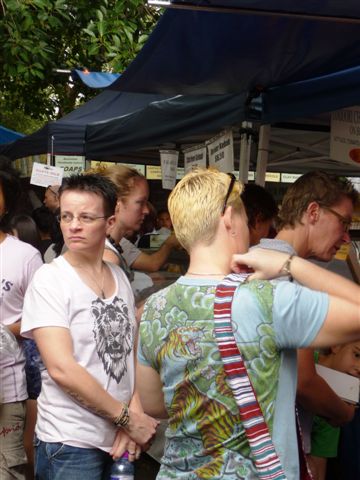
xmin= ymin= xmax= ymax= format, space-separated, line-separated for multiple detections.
xmin=8 ymin=321 xmax=21 ymax=338
xmin=231 ymin=249 xmax=360 ymax=304
xmin=311 ymin=296 xmax=360 ymax=348
xmin=232 ymin=249 xmax=360 ymax=347
xmin=136 ymin=363 xmax=168 ymax=418
xmin=110 ymin=391 xmax=149 ymax=461
xmin=297 ymin=348 xmax=355 ymax=426
xmin=33 ymin=326 xmax=158 ymax=445
xmin=132 ymin=234 xmax=180 ymax=273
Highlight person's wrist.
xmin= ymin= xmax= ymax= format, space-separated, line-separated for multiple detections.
xmin=280 ymin=254 xmax=295 ymax=282
xmin=113 ymin=403 xmax=130 ymax=428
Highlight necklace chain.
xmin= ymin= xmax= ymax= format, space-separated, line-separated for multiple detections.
xmin=74 ymin=261 xmax=106 ymax=299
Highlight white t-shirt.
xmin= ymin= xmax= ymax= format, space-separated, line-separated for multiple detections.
xmin=106 ymin=238 xmax=154 ymax=298
xmin=21 ymin=256 xmax=136 ymax=451
xmin=0 ymin=235 xmax=42 ymax=403
xmin=120 ymin=237 xmax=141 ymax=267
xmin=0 ymin=235 xmax=43 ymax=326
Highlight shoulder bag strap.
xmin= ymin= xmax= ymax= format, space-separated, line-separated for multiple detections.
xmin=214 ymin=273 xmax=287 ymax=480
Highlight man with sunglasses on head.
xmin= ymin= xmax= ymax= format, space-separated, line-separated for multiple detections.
xmin=256 ymin=170 xmax=359 ymax=466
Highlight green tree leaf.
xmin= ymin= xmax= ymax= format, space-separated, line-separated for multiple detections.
xmin=0 ymin=0 xmax=161 ymax=125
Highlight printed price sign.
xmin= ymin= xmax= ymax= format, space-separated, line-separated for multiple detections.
xmin=206 ymin=130 xmax=234 ymax=172
xmin=160 ymin=150 xmax=178 ymax=190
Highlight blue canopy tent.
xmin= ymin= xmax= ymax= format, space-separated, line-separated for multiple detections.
xmin=109 ymin=1 xmax=360 ymax=103
xmin=0 ymin=90 xmax=166 ymax=161
xmin=0 ymin=125 xmax=24 ymax=144
xmin=83 ymin=1 xmax=360 ymax=173
xmin=71 ymin=69 xmax=120 ymax=89
xmin=85 ymin=93 xmax=247 ymax=161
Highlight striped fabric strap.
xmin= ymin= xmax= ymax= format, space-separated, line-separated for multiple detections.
xmin=214 ymin=273 xmax=287 ymax=480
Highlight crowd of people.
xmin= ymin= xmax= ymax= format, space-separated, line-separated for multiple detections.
xmin=1 ymin=155 xmax=360 ymax=480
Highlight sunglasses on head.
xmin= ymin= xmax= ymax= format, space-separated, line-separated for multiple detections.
xmin=221 ymin=173 xmax=236 ymax=215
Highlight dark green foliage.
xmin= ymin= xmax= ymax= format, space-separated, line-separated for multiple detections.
xmin=0 ymin=0 xmax=160 ymax=131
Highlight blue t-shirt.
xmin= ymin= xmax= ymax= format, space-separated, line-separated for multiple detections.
xmin=138 ymin=277 xmax=328 ymax=479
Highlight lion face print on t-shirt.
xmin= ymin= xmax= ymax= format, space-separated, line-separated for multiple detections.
xmin=91 ymin=296 xmax=135 ymax=383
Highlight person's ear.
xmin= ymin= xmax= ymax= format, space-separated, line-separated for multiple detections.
xmin=115 ymin=199 xmax=122 ymax=215
xmin=222 ymin=204 xmax=233 ymax=231
xmin=306 ymin=201 xmax=320 ymax=224
xmin=106 ymin=215 xmax=116 ymax=230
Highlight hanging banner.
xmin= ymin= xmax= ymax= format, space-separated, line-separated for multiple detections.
xmin=281 ymin=173 xmax=302 ymax=184
xmin=330 ymin=107 xmax=360 ymax=167
xmin=118 ymin=163 xmax=145 ymax=175
xmin=160 ymin=150 xmax=179 ymax=190
xmin=55 ymin=155 xmax=85 ymax=177
xmin=90 ymin=160 xmax=114 ymax=169
xmin=264 ymin=172 xmax=281 ymax=183
xmin=183 ymin=144 xmax=207 ymax=173
xmin=246 ymin=171 xmax=254 ymax=181
xmin=206 ymin=129 xmax=234 ymax=172
xmin=30 ymin=162 xmax=63 ymax=187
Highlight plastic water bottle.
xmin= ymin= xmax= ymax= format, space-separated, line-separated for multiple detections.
xmin=109 ymin=452 xmax=134 ymax=480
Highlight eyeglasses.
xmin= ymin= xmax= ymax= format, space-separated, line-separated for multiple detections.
xmin=318 ymin=204 xmax=352 ymax=232
xmin=222 ymin=173 xmax=236 ymax=215
xmin=57 ymin=213 xmax=108 ymax=224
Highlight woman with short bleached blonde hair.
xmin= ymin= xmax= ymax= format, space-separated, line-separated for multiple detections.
xmin=136 ymin=167 xmax=360 ymax=480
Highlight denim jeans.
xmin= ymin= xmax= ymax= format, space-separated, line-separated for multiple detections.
xmin=34 ymin=437 xmax=113 ymax=480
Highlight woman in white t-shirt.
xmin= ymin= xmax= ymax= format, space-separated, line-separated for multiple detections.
xmin=21 ymin=174 xmax=158 ymax=480
xmin=0 ymin=157 xmax=43 ymax=480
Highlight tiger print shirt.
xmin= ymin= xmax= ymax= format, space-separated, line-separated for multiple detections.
xmin=138 ymin=276 xmax=328 ymax=479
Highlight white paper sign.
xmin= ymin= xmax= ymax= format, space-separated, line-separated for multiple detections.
xmin=183 ymin=145 xmax=207 ymax=173
xmin=55 ymin=155 xmax=85 ymax=177
xmin=30 ymin=162 xmax=63 ymax=187
xmin=330 ymin=107 xmax=360 ymax=167
xmin=160 ymin=150 xmax=179 ymax=190
xmin=206 ymin=129 xmax=234 ymax=172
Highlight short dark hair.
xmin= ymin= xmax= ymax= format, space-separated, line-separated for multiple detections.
xmin=32 ymin=205 xmax=55 ymax=234
xmin=277 ymin=171 xmax=359 ymax=229
xmin=59 ymin=174 xmax=117 ymax=217
xmin=0 ymin=156 xmax=22 ymax=232
xmin=241 ymin=183 xmax=278 ymax=228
